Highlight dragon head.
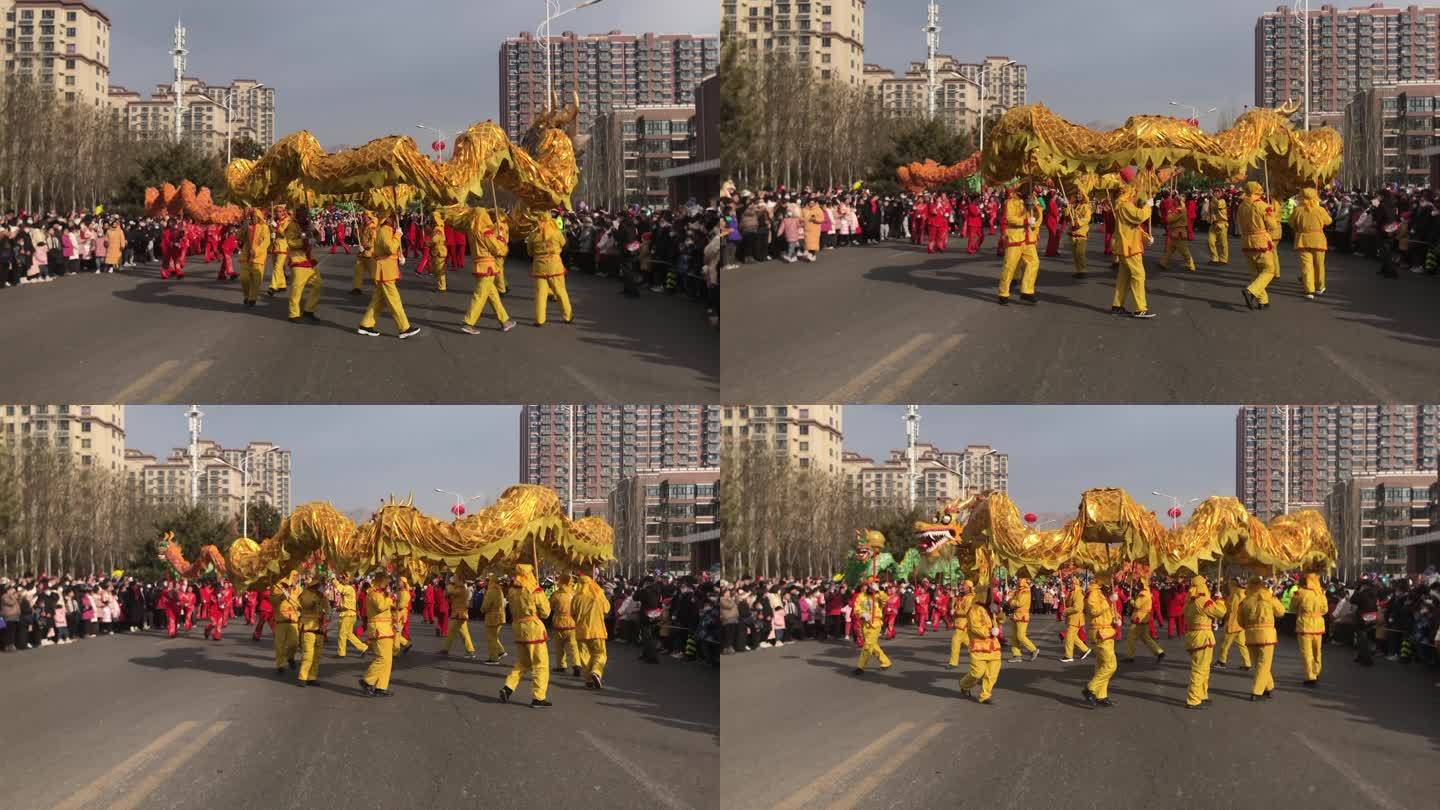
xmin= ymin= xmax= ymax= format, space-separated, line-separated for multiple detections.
xmin=913 ymin=501 xmax=967 ymax=556
xmin=853 ymin=529 xmax=886 ymax=561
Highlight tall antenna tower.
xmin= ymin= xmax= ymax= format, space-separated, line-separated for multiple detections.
xmin=905 ymin=406 xmax=921 ymax=509
xmin=923 ymin=3 xmax=941 ymax=120
xmin=171 ymin=18 xmax=189 ymax=143
xmin=187 ymin=405 xmax=204 ymax=507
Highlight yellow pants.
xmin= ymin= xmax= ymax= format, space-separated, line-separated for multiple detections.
xmin=352 ymin=259 xmax=368 ymax=292
xmin=534 ymin=276 xmax=572 ymax=325
xmin=272 ymin=622 xmax=298 ymax=669
xmin=485 ymin=624 xmax=506 ymax=659
xmin=1112 ymin=254 xmax=1148 ymax=312
xmin=1219 ymin=630 xmax=1251 ymax=667
xmin=1297 ymin=250 xmax=1326 ymax=293
xmin=1125 ymin=623 xmax=1163 ymax=658
xmin=1248 ymin=644 xmax=1276 ymax=696
xmin=948 ymin=627 xmax=970 ymax=666
xmin=287 ymin=265 xmax=321 ymax=318
xmin=1209 ymin=229 xmax=1229 ymax=263
xmin=434 ymin=261 xmax=448 ymax=292
xmin=337 ymin=614 xmax=368 ymax=656
xmin=269 ymin=254 xmax=288 ymax=291
xmin=579 ymin=638 xmax=607 ymax=679
xmin=1071 ymin=239 xmax=1087 ymax=274
xmin=1164 ymin=238 xmax=1196 ymax=270
xmin=443 ymin=619 xmax=475 ymax=654
xmin=504 ymin=642 xmax=550 ymax=700
xmin=554 ymin=628 xmax=580 ymax=670
xmin=856 ymin=624 xmax=891 ymax=670
xmin=363 ymin=637 xmax=394 ymax=691
xmin=998 ymin=244 xmax=1039 ymax=297
xmin=1086 ymin=639 xmax=1116 ymax=699
xmin=1064 ymin=625 xmax=1090 ymax=658
xmin=1186 ymin=644 xmax=1214 ymax=706
xmin=1010 ymin=621 xmax=1037 ymax=658
xmin=1245 ymin=251 xmax=1277 ymax=305
xmin=241 ymin=263 xmax=265 ymax=303
xmin=496 ymin=262 xmax=508 ymax=295
xmin=464 ymin=276 xmax=510 ymax=327
xmin=1298 ymin=634 xmax=1323 ymax=681
xmin=959 ymin=654 xmax=1000 ymax=701
xmin=299 ymin=629 xmax=323 ymax=682
xmin=360 ymin=282 xmax=411 ymax=333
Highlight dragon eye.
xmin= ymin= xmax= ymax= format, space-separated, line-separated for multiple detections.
xmin=941 ymin=514 xmax=952 ymax=525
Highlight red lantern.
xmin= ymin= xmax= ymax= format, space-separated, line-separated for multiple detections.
xmin=432 ymin=140 xmax=445 ymax=153
xmin=451 ymin=503 xmax=465 ymax=517
xmin=1024 ymin=512 xmax=1037 ymax=524
xmin=1167 ymin=506 xmax=1183 ymax=519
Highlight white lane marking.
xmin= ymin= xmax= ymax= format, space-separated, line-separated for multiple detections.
xmin=772 ymin=721 xmax=917 ymax=810
xmin=825 ymin=333 xmax=931 ymax=402
xmin=579 ymin=729 xmax=693 ymax=810
xmin=54 ymin=721 xmax=198 ymax=810
xmin=109 ymin=720 xmax=232 ymax=810
xmin=1294 ymin=732 xmax=1406 ymax=810
xmin=829 ymin=721 xmax=947 ymax=810
xmin=1317 ymin=345 xmax=1396 ymax=402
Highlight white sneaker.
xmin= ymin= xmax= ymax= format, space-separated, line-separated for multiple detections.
xmin=1060 ymin=657 xmax=1075 ymax=662
xmin=1305 ymin=293 xmax=1314 ymax=299
xmin=1009 ymin=656 xmax=1023 ymax=663
xmin=1316 ymin=287 xmax=1326 ymax=295
xmin=1080 ymin=649 xmax=1092 ymax=660
xmin=775 ymin=641 xmax=785 ymax=647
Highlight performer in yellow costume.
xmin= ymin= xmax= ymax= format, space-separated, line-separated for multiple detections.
xmin=357 ymin=214 xmax=421 ymax=339
xmin=480 ymin=573 xmax=508 ymax=664
xmin=334 ymin=575 xmax=368 ymax=657
xmin=997 ymin=185 xmax=1042 ymax=305
xmin=1061 ymin=575 xmax=1091 ymax=662
xmin=1181 ymin=575 xmax=1227 ymax=709
xmin=499 ymin=564 xmax=553 ymax=708
xmin=550 ymin=574 xmax=581 ymax=676
xmin=1162 ymin=199 xmax=1196 ymax=271
xmin=957 ymin=586 xmax=1001 ymax=704
xmin=1216 ymin=579 xmax=1252 ymax=669
xmin=270 ymin=576 xmax=300 ymax=674
xmin=1292 ymin=572 xmax=1327 ymax=687
xmin=529 ymin=214 xmax=573 ymax=326
xmin=1123 ymin=580 xmax=1165 ymax=662
xmin=360 ymin=572 xmax=396 ymax=697
xmin=461 ymin=211 xmax=516 ymax=333
xmin=1239 ymin=182 xmax=1279 ymax=310
xmin=284 ymin=207 xmax=322 ymax=322
xmin=440 ymin=575 xmax=475 ymax=657
xmin=351 ymin=211 xmax=376 ymax=295
xmin=852 ymin=581 xmax=891 ymax=674
xmin=946 ymin=580 xmax=973 ymax=668
xmin=267 ymin=207 xmax=289 ymax=295
xmin=1238 ymin=576 xmax=1285 ymax=700
xmin=1207 ymin=190 xmax=1230 ymax=265
xmin=1067 ymin=196 xmax=1092 ymax=278
xmin=297 ymin=575 xmax=328 ymax=686
xmin=572 ymin=572 xmax=610 ymax=689
xmin=1291 ymin=188 xmax=1332 ymax=298
xmin=393 ymin=575 xmax=413 ymax=655
xmin=1082 ymin=576 xmax=1120 ymax=707
xmin=1111 ymin=184 xmax=1155 ymax=318
xmin=239 ymin=208 xmax=270 ymax=307
xmin=1007 ymin=577 xmax=1038 ymax=662
xmin=427 ymin=213 xmax=449 ymax=292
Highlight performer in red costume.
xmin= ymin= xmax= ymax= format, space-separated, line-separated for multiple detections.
xmin=435 ymin=576 xmax=451 ymax=637
xmin=252 ymin=585 xmax=273 ymax=641
xmin=158 ymin=580 xmax=180 ymax=638
xmin=926 ymin=195 xmax=951 ymax=253
xmin=1149 ymin=582 xmax=1163 ymax=639
xmin=1166 ymin=583 xmax=1188 ymax=637
xmin=243 ymin=589 xmax=257 ymax=625
xmin=1185 ymin=195 xmax=1197 ymax=240
xmin=446 ymin=222 xmax=467 ymax=269
xmin=965 ymin=197 xmax=984 ymax=253
xmin=404 ymin=216 xmax=422 ymax=258
xmin=179 ymin=584 xmax=196 ymax=631
xmin=330 ymin=217 xmax=351 ymax=254
xmin=219 ymin=580 xmax=235 ymax=630
xmin=422 ymin=578 xmax=437 ymax=624
xmin=199 ymin=581 xmax=216 ymax=638
xmin=203 ymin=224 xmax=220 ymax=263
xmin=216 ymin=227 xmax=239 ymax=281
xmin=883 ymin=585 xmax=901 ymax=640
xmin=914 ymin=583 xmax=931 ymax=636
xmin=1043 ymin=192 xmax=1063 ymax=257
xmin=986 ymin=196 xmax=998 ymax=236
xmin=911 ymin=198 xmax=928 ymax=246
xmin=932 ymin=587 xmax=951 ymax=631
xmin=848 ymin=588 xmax=864 ymax=647
xmin=206 ymin=583 xmax=226 ymax=641
xmin=1102 ymin=202 xmax=1117 ymax=264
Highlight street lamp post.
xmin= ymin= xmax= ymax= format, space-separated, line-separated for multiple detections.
xmin=1273 ymin=406 xmax=1292 ymax=517
xmin=1151 ymin=491 xmax=1203 ymax=531
xmin=434 ymin=488 xmax=486 ymax=516
xmin=1167 ymin=100 xmax=1217 ymax=127
xmin=538 ymin=0 xmax=606 ymax=101
xmin=955 ymin=60 xmax=1015 ymax=155
xmin=201 ymin=83 xmax=264 ymax=165
xmin=930 ymin=449 xmax=998 ymax=500
xmin=207 ymin=446 xmax=281 ymax=540
xmin=415 ymin=123 xmax=455 ymax=160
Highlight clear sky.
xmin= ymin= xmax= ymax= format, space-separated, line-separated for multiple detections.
xmin=841 ymin=405 xmax=1239 ymax=520
xmin=125 ymin=405 xmax=521 ymax=519
xmin=864 ymin=0 xmax=1267 ymax=129
xmin=107 ymin=0 xmax=719 ymax=146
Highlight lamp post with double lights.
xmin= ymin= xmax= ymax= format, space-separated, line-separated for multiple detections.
xmin=206 ymin=445 xmax=283 ymax=540
xmin=200 ymin=83 xmax=265 ymax=165
xmin=1151 ymin=490 xmax=1203 ymax=531
xmin=1168 ymin=99 xmax=1216 ymax=128
xmin=954 ymin=59 xmax=1016 ymax=154
xmin=435 ymin=488 xmax=487 ymax=518
xmin=537 ymin=0 xmax=606 ymax=100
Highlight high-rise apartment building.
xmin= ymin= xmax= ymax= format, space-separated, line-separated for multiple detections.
xmin=1 ymin=0 xmax=112 ymax=108
xmin=1324 ymin=471 xmax=1436 ymax=578
xmin=124 ymin=439 xmax=292 ymax=525
xmin=1255 ymin=4 xmax=1440 ymax=124
xmin=519 ymin=405 xmax=722 ymax=515
xmin=722 ymin=0 xmax=867 ymax=88
xmin=0 ymin=404 xmax=126 ymax=474
xmin=842 ymin=442 xmax=1009 ymax=509
xmin=607 ymin=468 xmax=720 ymax=575
xmin=719 ymin=404 xmax=845 ymax=476
xmin=581 ymin=104 xmax=695 ymax=208
xmin=1340 ymin=79 xmax=1440 ymax=187
xmin=863 ymin=55 xmax=1027 ymax=130
xmin=498 ymin=30 xmax=718 ymax=142
xmin=108 ymin=77 xmax=276 ymax=153
xmin=1235 ymin=404 xmax=1440 ymax=519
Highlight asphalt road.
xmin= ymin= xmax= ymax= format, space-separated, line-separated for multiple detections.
xmin=0 ymin=255 xmax=718 ymax=403
xmin=721 ymin=237 xmax=1440 ymax=403
xmin=4 ymin=619 xmax=718 ymax=809
xmin=720 ymin=625 xmax=1437 ymax=809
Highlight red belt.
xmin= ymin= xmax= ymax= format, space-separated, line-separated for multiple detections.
xmin=290 ymin=260 xmax=314 ymax=269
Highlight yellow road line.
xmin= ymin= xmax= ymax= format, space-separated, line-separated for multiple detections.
xmin=149 ymin=359 xmax=215 ymax=403
xmin=870 ymin=333 xmax=965 ymax=404
xmin=772 ymin=721 xmax=916 ymax=810
xmin=829 ymin=722 xmax=948 ymax=810
xmin=824 ymin=333 xmax=931 ymax=403
xmin=110 ymin=359 xmax=181 ymax=402
xmin=109 ymin=720 xmax=232 ymax=810
xmin=53 ymin=720 xmax=197 ymax=810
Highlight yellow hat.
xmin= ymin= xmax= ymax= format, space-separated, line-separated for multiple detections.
xmin=1245 ymin=181 xmax=1264 ymax=196
xmin=1301 ymin=188 xmax=1319 ymax=203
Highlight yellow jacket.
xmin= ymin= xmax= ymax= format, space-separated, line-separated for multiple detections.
xmin=1238 ymin=191 xmax=1275 ymax=252
xmin=1166 ymin=204 xmax=1190 ymax=239
xmin=393 ymin=582 xmax=412 ymax=624
xmin=481 ymin=578 xmax=507 ymax=627
xmin=271 ymin=585 xmax=300 ymax=623
xmin=1239 ymin=584 xmax=1284 ymax=646
xmin=1210 ymin=197 xmax=1229 ymax=226
xmin=335 ymin=582 xmax=357 ymax=616
xmin=366 ymin=589 xmax=395 ymax=640
xmin=856 ymin=591 xmax=884 ymax=629
xmin=428 ymin=222 xmax=447 ymax=260
xmin=1130 ymin=588 xmax=1153 ymax=624
xmin=446 ymin=582 xmax=470 ymax=621
xmin=1002 ymin=196 xmax=1041 ymax=247
xmin=244 ymin=219 xmax=271 ymax=266
xmin=372 ymin=223 xmax=402 ymax=283
xmin=104 ymin=226 xmax=126 ymax=265
xmin=951 ymin=592 xmax=974 ymax=629
xmin=299 ymin=587 xmax=327 ymax=633
xmin=468 ymin=211 xmax=509 ymax=277
xmin=1293 ymin=573 xmax=1327 ymax=635
xmin=550 ymin=581 xmax=576 ymax=630
xmin=527 ymin=217 xmax=567 ymax=279
xmin=1007 ymin=587 xmax=1030 ymax=623
xmin=508 ymin=566 xmax=551 ymax=644
xmin=572 ymin=576 xmax=610 ymax=641
xmin=1182 ymin=577 xmax=1226 ymax=651
xmin=1113 ymin=197 xmax=1152 ymax=257
xmin=1084 ymin=583 xmax=1118 ymax=642
xmin=355 ymin=213 xmax=377 ymax=275
xmin=1290 ymin=190 xmax=1332 ymax=251
xmin=965 ymin=603 xmax=1000 ymax=659
xmin=1067 ymin=203 xmax=1092 ymax=239
xmin=1224 ymin=583 xmax=1246 ymax=633
xmin=282 ymin=218 xmax=314 ymax=267
xmin=270 ymin=216 xmax=289 ymax=256
xmin=1064 ymin=579 xmax=1086 ymax=627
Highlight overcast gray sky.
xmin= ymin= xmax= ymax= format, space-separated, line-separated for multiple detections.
xmin=842 ymin=405 xmax=1238 ymax=519
xmin=126 ymin=405 xmax=520 ymax=519
xmin=866 ymin=0 xmax=1267 ymax=128
xmin=108 ymin=0 xmax=718 ymax=146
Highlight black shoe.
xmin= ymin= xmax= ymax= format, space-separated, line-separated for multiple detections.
xmin=997 ymin=295 xmax=1009 ymax=305
xmin=398 ymin=326 xmax=422 ymax=340
xmin=1185 ymin=703 xmax=1202 ymax=710
xmin=304 ymin=311 xmax=320 ymax=322
xmin=374 ymin=688 xmax=393 ymax=697
xmin=959 ymin=688 xmax=971 ymax=699
xmin=349 ymin=288 xmax=363 ymax=296
xmin=357 ymin=327 xmax=381 ymax=337
xmin=1111 ymin=306 xmax=1126 ymax=315
xmin=1214 ymin=661 xmax=1228 ymax=669
xmin=1242 ymin=289 xmax=1255 ymax=310
xmin=244 ymin=300 xmax=256 ymax=308
xmin=1121 ymin=658 xmax=1135 ymax=663
xmin=1083 ymin=688 xmax=1097 ymax=707
xmin=571 ymin=666 xmax=581 ymax=677
xmin=1263 ymin=690 xmax=1274 ymax=700
xmin=530 ymin=698 xmax=553 ymax=709
xmin=1132 ymin=310 xmax=1156 ymax=319
xmin=298 ymin=680 xmax=307 ymax=688
xmin=852 ymin=667 xmax=865 ymax=676
xmin=1302 ymin=679 xmax=1317 ymax=687
xmin=1249 ymin=694 xmax=1260 ymax=702
xmin=276 ymin=668 xmax=285 ymax=677
xmin=1097 ymin=698 xmax=1116 ymax=707
xmin=1156 ymin=651 xmax=1166 ymax=663
xmin=358 ymin=678 xmax=374 ymax=696
xmin=1259 ymin=302 xmax=1270 ymax=310
xmin=1072 ymin=272 xmax=1086 ymax=279
xmin=288 ymin=657 xmax=297 ymax=670
xmin=288 ymin=316 xmax=303 ymax=323
xmin=499 ymin=685 xmax=514 ymax=703
xmin=1020 ymin=292 xmax=1036 ymax=304
xmin=592 ymin=673 xmax=603 ymax=690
